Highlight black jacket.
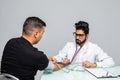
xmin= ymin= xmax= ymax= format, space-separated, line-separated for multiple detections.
xmin=1 ymin=37 xmax=49 ymax=80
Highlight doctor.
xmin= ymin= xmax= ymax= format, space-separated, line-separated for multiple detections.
xmin=49 ymin=21 xmax=115 ymax=70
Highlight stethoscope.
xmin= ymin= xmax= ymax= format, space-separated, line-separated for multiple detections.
xmin=56 ymin=47 xmax=81 ymax=65
xmin=56 ymin=35 xmax=82 ymax=65
xmin=71 ymin=45 xmax=81 ymax=63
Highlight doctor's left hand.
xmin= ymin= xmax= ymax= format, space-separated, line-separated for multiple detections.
xmin=82 ymin=61 xmax=97 ymax=68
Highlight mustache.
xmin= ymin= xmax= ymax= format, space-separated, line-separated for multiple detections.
xmin=76 ymin=39 xmax=81 ymax=45
xmin=76 ymin=39 xmax=80 ymax=42
xmin=76 ymin=39 xmax=86 ymax=45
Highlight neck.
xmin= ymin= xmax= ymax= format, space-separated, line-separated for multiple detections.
xmin=80 ymin=39 xmax=87 ymax=47
xmin=77 ymin=41 xmax=86 ymax=48
xmin=22 ymin=35 xmax=34 ymax=45
xmin=80 ymin=43 xmax=84 ymax=47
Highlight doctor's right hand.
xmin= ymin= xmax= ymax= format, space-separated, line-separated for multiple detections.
xmin=63 ymin=59 xmax=70 ymax=65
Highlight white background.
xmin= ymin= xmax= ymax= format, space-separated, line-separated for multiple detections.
xmin=0 ymin=0 xmax=120 ymax=79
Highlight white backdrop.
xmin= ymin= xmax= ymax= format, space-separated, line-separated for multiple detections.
xmin=0 ymin=0 xmax=120 ymax=78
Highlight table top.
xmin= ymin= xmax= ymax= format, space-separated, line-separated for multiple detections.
xmin=41 ymin=66 xmax=120 ymax=80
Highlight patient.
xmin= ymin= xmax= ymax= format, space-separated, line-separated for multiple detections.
xmin=46 ymin=21 xmax=114 ymax=71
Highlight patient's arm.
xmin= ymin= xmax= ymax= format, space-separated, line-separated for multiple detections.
xmin=53 ymin=63 xmax=64 ymax=71
xmin=48 ymin=56 xmax=70 ymax=71
xmin=53 ymin=59 xmax=70 ymax=71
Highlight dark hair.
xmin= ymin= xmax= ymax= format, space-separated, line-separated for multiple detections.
xmin=23 ymin=16 xmax=46 ymax=35
xmin=75 ymin=21 xmax=89 ymax=34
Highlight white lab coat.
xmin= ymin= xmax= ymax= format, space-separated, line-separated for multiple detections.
xmin=54 ymin=41 xmax=115 ymax=67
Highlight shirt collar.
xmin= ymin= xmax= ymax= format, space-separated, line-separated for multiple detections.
xmin=20 ymin=36 xmax=33 ymax=47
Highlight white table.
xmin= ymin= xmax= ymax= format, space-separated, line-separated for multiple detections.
xmin=41 ymin=66 xmax=120 ymax=80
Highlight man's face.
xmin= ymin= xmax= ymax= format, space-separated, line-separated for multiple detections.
xmin=33 ymin=27 xmax=45 ymax=44
xmin=74 ymin=29 xmax=88 ymax=46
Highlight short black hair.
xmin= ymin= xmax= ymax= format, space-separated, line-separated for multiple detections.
xmin=23 ymin=16 xmax=46 ymax=35
xmin=75 ymin=21 xmax=89 ymax=34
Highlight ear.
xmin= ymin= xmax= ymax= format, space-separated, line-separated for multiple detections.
xmin=34 ymin=31 xmax=38 ymax=39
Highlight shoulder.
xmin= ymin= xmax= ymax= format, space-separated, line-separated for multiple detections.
xmin=6 ymin=37 xmax=20 ymax=45
xmin=61 ymin=42 xmax=76 ymax=50
xmin=87 ymin=41 xmax=102 ymax=50
xmin=65 ymin=42 xmax=75 ymax=47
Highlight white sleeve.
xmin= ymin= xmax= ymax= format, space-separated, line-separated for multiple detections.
xmin=95 ymin=46 xmax=115 ymax=67
xmin=54 ymin=43 xmax=70 ymax=62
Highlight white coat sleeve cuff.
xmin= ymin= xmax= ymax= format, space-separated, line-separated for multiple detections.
xmin=96 ymin=62 xmax=103 ymax=67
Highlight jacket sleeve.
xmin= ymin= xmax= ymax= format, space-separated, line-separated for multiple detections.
xmin=37 ymin=51 xmax=49 ymax=70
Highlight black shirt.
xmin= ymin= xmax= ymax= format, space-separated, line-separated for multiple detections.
xmin=1 ymin=37 xmax=49 ymax=80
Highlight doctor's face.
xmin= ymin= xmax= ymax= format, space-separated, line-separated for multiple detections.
xmin=74 ymin=29 xmax=89 ymax=46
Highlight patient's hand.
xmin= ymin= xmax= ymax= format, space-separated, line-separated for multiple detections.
xmin=48 ymin=56 xmax=56 ymax=62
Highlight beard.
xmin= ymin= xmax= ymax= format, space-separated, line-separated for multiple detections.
xmin=76 ymin=38 xmax=87 ymax=45
xmin=33 ymin=37 xmax=41 ymax=44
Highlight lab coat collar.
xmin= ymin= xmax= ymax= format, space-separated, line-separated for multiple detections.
xmin=76 ymin=40 xmax=89 ymax=54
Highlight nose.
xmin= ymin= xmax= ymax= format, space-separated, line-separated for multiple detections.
xmin=76 ymin=36 xmax=80 ymax=39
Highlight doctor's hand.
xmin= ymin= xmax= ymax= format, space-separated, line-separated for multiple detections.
xmin=63 ymin=59 xmax=70 ymax=65
xmin=82 ymin=61 xmax=97 ymax=68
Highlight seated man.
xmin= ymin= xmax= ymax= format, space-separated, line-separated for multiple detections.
xmin=48 ymin=21 xmax=115 ymax=71
xmin=1 ymin=17 xmax=49 ymax=80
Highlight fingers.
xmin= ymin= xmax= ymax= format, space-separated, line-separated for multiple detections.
xmin=82 ymin=61 xmax=91 ymax=68
xmin=48 ymin=56 xmax=53 ymax=61
xmin=48 ymin=56 xmax=56 ymax=62
xmin=82 ymin=61 xmax=97 ymax=68
xmin=63 ymin=59 xmax=70 ymax=65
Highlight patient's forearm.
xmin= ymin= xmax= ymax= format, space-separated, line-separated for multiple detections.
xmin=53 ymin=64 xmax=64 ymax=71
